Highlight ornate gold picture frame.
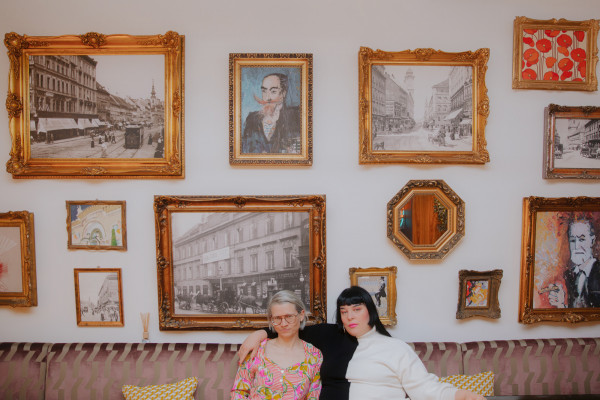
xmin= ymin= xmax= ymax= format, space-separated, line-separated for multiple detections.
xmin=4 ymin=31 xmax=184 ymax=178
xmin=543 ymin=104 xmax=600 ymax=179
xmin=66 ymin=200 xmax=127 ymax=250
xmin=512 ymin=17 xmax=599 ymax=91
xmin=349 ymin=266 xmax=397 ymax=326
xmin=456 ymin=269 xmax=502 ymax=320
xmin=74 ymin=268 xmax=124 ymax=327
xmin=0 ymin=211 xmax=37 ymax=307
xmin=519 ymin=196 xmax=600 ymax=324
xmin=229 ymin=53 xmax=312 ymax=165
xmin=154 ymin=195 xmax=326 ymax=330
xmin=358 ymin=47 xmax=490 ymax=164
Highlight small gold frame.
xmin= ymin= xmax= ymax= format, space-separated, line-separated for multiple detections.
xmin=349 ymin=266 xmax=397 ymax=326
xmin=4 ymin=31 xmax=184 ymax=178
xmin=358 ymin=47 xmax=490 ymax=164
xmin=229 ymin=53 xmax=312 ymax=165
xmin=66 ymin=200 xmax=127 ymax=250
xmin=74 ymin=268 xmax=124 ymax=327
xmin=456 ymin=269 xmax=502 ymax=319
xmin=0 ymin=211 xmax=37 ymax=307
xmin=512 ymin=17 xmax=599 ymax=91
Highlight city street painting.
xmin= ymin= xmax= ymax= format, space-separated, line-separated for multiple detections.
xmin=74 ymin=268 xmax=123 ymax=327
xmin=66 ymin=201 xmax=126 ymax=250
xmin=358 ymin=47 xmax=490 ymax=164
xmin=512 ymin=17 xmax=599 ymax=91
xmin=349 ymin=266 xmax=397 ymax=326
xmin=229 ymin=53 xmax=312 ymax=165
xmin=4 ymin=32 xmax=184 ymax=178
xmin=0 ymin=211 xmax=37 ymax=307
xmin=519 ymin=197 xmax=600 ymax=324
xmin=154 ymin=195 xmax=326 ymax=330
xmin=456 ymin=270 xmax=502 ymax=320
xmin=543 ymin=105 xmax=600 ymax=179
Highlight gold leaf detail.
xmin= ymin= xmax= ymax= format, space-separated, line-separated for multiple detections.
xmin=413 ymin=48 xmax=436 ymax=61
xmin=80 ymin=167 xmax=108 ymax=175
xmin=79 ymin=32 xmax=106 ymax=48
xmin=6 ymin=93 xmax=22 ymax=119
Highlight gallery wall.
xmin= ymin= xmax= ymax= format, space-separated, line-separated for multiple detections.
xmin=0 ymin=0 xmax=598 ymax=344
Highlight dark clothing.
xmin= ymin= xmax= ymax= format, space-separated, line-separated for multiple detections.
xmin=564 ymin=260 xmax=600 ymax=308
xmin=242 ymin=106 xmax=301 ymax=154
xmin=266 ymin=323 xmax=358 ymax=400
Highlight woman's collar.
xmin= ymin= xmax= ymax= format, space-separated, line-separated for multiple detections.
xmin=357 ymin=326 xmax=377 ymax=340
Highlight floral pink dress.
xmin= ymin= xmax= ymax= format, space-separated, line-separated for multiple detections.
xmin=231 ymin=338 xmax=323 ymax=400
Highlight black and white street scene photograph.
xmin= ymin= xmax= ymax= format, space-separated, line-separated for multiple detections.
xmin=171 ymin=211 xmax=311 ymax=315
xmin=29 ymin=54 xmax=165 ymax=159
xmin=75 ymin=269 xmax=122 ymax=324
xmin=357 ymin=275 xmax=388 ymax=318
xmin=553 ymin=117 xmax=600 ymax=168
xmin=371 ymin=65 xmax=473 ymax=152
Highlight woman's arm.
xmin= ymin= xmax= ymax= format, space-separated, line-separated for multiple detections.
xmin=455 ymin=389 xmax=486 ymax=400
xmin=237 ymin=329 xmax=268 ymax=364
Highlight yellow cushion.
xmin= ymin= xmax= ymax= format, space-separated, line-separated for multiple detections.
xmin=439 ymin=371 xmax=494 ymax=396
xmin=122 ymin=376 xmax=198 ymax=400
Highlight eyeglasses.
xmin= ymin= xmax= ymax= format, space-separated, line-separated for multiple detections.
xmin=271 ymin=313 xmax=299 ymax=326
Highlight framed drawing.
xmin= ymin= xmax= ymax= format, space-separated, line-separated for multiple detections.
xmin=519 ymin=196 xmax=600 ymax=323
xmin=4 ymin=31 xmax=184 ymax=178
xmin=66 ymin=200 xmax=126 ymax=250
xmin=229 ymin=53 xmax=312 ymax=165
xmin=543 ymin=104 xmax=600 ymax=179
xmin=154 ymin=195 xmax=326 ymax=330
xmin=358 ymin=47 xmax=490 ymax=164
xmin=513 ymin=17 xmax=599 ymax=91
xmin=387 ymin=180 xmax=465 ymax=260
xmin=74 ymin=268 xmax=124 ymax=327
xmin=349 ymin=266 xmax=397 ymax=326
xmin=0 ymin=211 xmax=37 ymax=307
xmin=456 ymin=269 xmax=502 ymax=319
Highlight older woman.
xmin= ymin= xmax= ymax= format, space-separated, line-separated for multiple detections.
xmin=231 ymin=290 xmax=323 ymax=400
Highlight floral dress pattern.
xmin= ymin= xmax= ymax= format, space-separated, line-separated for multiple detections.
xmin=231 ymin=338 xmax=323 ymax=400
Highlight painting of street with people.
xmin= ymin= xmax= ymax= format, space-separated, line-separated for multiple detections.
xmin=74 ymin=268 xmax=123 ymax=327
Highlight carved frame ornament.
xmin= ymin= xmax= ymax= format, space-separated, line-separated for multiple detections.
xmin=154 ymin=195 xmax=327 ymax=330
xmin=358 ymin=47 xmax=490 ymax=164
xmin=456 ymin=269 xmax=503 ymax=320
xmin=0 ymin=211 xmax=37 ymax=307
xmin=519 ymin=196 xmax=600 ymax=324
xmin=4 ymin=32 xmax=184 ymax=178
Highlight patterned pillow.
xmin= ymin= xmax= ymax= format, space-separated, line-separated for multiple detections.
xmin=439 ymin=371 xmax=494 ymax=396
xmin=122 ymin=376 xmax=198 ymax=400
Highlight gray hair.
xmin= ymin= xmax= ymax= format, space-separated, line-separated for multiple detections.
xmin=267 ymin=290 xmax=306 ymax=330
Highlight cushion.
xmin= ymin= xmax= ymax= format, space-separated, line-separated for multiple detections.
xmin=439 ymin=371 xmax=494 ymax=396
xmin=122 ymin=376 xmax=198 ymax=400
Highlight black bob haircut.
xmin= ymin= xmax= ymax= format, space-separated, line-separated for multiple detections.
xmin=335 ymin=286 xmax=391 ymax=337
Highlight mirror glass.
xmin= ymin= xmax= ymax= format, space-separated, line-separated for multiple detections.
xmin=398 ymin=193 xmax=448 ymax=246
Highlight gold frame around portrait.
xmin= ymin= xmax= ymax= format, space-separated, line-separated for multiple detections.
xmin=543 ymin=104 xmax=600 ymax=179
xmin=4 ymin=31 xmax=184 ymax=178
xmin=358 ymin=47 xmax=490 ymax=164
xmin=0 ymin=211 xmax=37 ymax=307
xmin=154 ymin=195 xmax=326 ymax=330
xmin=512 ymin=17 xmax=599 ymax=91
xmin=349 ymin=266 xmax=397 ymax=326
xmin=66 ymin=200 xmax=127 ymax=250
xmin=74 ymin=268 xmax=124 ymax=327
xmin=519 ymin=196 xmax=600 ymax=324
xmin=456 ymin=269 xmax=502 ymax=320
xmin=229 ymin=53 xmax=312 ymax=165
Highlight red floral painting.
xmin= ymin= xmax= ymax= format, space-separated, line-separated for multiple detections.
xmin=521 ymin=29 xmax=587 ymax=82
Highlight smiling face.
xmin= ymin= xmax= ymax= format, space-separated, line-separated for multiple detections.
xmin=569 ymin=221 xmax=596 ymax=266
xmin=269 ymin=302 xmax=304 ymax=339
xmin=339 ymin=303 xmax=371 ymax=337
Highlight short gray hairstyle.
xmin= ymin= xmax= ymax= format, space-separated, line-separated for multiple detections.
xmin=267 ymin=290 xmax=306 ymax=330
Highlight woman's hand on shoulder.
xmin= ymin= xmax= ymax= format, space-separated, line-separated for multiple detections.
xmin=455 ymin=389 xmax=486 ymax=400
xmin=237 ymin=330 xmax=268 ymax=364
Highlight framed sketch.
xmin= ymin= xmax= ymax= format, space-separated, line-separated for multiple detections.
xmin=456 ymin=269 xmax=502 ymax=319
xmin=74 ymin=268 xmax=124 ymax=327
xmin=513 ymin=17 xmax=599 ymax=91
xmin=66 ymin=201 xmax=126 ymax=250
xmin=358 ymin=47 xmax=490 ymax=164
xmin=154 ymin=195 xmax=326 ymax=330
xmin=349 ymin=266 xmax=397 ymax=326
xmin=543 ymin=104 xmax=600 ymax=179
xmin=519 ymin=196 xmax=600 ymax=323
xmin=4 ymin=31 xmax=184 ymax=178
xmin=0 ymin=211 xmax=37 ymax=307
xmin=229 ymin=53 xmax=312 ymax=165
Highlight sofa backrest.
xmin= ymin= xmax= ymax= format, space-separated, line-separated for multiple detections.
xmin=0 ymin=342 xmax=49 ymax=400
xmin=408 ymin=341 xmax=464 ymax=377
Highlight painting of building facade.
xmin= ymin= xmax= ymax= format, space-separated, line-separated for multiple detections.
xmin=67 ymin=202 xmax=126 ymax=250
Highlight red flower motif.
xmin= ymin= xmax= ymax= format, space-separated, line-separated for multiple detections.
xmin=524 ymin=29 xmax=537 ymax=35
xmin=571 ymin=48 xmax=586 ymax=62
xmin=557 ymin=46 xmax=569 ymax=57
xmin=536 ymin=38 xmax=552 ymax=53
xmin=557 ymin=34 xmax=572 ymax=47
xmin=574 ymin=31 xmax=585 ymax=42
xmin=545 ymin=30 xmax=560 ymax=37
xmin=558 ymin=58 xmax=574 ymax=71
xmin=545 ymin=57 xmax=557 ymax=68
xmin=561 ymin=71 xmax=573 ymax=81
xmin=523 ymin=37 xmax=534 ymax=47
xmin=578 ymin=60 xmax=586 ymax=78
xmin=543 ymin=71 xmax=559 ymax=81
xmin=524 ymin=48 xmax=539 ymax=66
xmin=522 ymin=69 xmax=537 ymax=80
xmin=573 ymin=78 xmax=583 ymax=82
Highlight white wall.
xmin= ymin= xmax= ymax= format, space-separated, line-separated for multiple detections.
xmin=0 ymin=0 xmax=598 ymax=344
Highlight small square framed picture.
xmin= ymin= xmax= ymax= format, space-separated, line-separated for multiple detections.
xmin=74 ymin=268 xmax=124 ymax=327
xmin=66 ymin=201 xmax=126 ymax=250
xmin=349 ymin=266 xmax=397 ymax=326
xmin=456 ymin=269 xmax=502 ymax=319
